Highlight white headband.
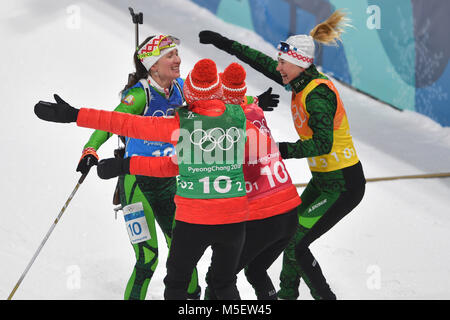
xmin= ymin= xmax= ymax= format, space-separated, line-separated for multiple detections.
xmin=138 ymin=35 xmax=180 ymax=71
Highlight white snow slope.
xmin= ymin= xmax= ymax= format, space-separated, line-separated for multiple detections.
xmin=1 ymin=0 xmax=450 ymax=300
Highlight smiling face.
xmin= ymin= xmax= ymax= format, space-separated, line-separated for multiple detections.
xmin=150 ymin=49 xmax=181 ymax=88
xmin=276 ymin=58 xmax=305 ymax=84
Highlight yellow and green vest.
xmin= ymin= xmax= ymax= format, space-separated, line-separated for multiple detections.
xmin=291 ymin=78 xmax=359 ymax=172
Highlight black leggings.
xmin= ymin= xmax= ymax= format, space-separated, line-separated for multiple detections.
xmin=280 ymin=162 xmax=366 ymax=300
xmin=294 ymin=182 xmax=366 ymax=299
xmin=243 ymin=209 xmax=298 ymax=299
xmin=164 ymin=220 xmax=246 ymax=300
xmin=207 ymin=208 xmax=298 ymax=300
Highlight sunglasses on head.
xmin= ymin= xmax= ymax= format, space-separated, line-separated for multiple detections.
xmin=138 ymin=35 xmax=180 ymax=59
xmin=277 ymin=41 xmax=298 ymax=53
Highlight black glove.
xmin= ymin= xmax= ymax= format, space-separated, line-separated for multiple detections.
xmin=97 ymin=157 xmax=131 ymax=180
xmin=199 ymin=30 xmax=234 ymax=51
xmin=34 ymin=94 xmax=79 ymax=123
xmin=257 ymin=87 xmax=280 ymax=111
xmin=277 ymin=142 xmax=290 ymax=159
xmin=76 ymin=149 xmax=99 ymax=174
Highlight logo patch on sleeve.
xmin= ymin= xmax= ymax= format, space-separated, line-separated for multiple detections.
xmin=122 ymin=94 xmax=135 ymax=106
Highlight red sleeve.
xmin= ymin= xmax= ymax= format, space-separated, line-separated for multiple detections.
xmin=129 ymin=155 xmax=179 ymax=177
xmin=245 ymin=120 xmax=277 ymax=162
xmin=76 ymin=108 xmax=180 ymax=145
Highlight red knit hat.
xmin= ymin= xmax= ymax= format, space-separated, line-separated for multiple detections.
xmin=220 ymin=63 xmax=247 ymax=105
xmin=183 ymin=59 xmax=222 ymax=105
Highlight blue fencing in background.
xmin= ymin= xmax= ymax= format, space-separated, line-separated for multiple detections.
xmin=191 ymin=0 xmax=450 ymax=127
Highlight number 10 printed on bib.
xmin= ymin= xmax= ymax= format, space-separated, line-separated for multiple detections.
xmin=123 ymin=202 xmax=151 ymax=244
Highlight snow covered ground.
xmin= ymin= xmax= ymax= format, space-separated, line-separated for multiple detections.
xmin=1 ymin=0 xmax=449 ymax=300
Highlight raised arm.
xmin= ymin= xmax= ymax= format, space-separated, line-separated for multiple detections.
xmin=199 ymin=31 xmax=284 ymax=86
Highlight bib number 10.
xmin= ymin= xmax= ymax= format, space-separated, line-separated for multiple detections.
xmin=199 ymin=176 xmax=243 ymax=194
xmin=123 ymin=202 xmax=151 ymax=244
xmin=260 ymin=161 xmax=289 ymax=187
xmin=246 ymin=161 xmax=289 ymax=193
xmin=197 ymin=161 xmax=289 ymax=195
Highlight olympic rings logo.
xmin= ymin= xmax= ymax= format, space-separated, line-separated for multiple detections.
xmin=190 ymin=127 xmax=241 ymax=152
xmin=252 ymin=118 xmax=270 ymax=135
xmin=152 ymin=108 xmax=175 ymax=117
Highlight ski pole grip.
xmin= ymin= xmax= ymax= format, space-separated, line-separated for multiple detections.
xmin=136 ymin=12 xmax=143 ymax=24
xmin=78 ymin=172 xmax=88 ymax=184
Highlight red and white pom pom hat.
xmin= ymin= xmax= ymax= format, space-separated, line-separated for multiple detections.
xmin=183 ymin=59 xmax=223 ymax=105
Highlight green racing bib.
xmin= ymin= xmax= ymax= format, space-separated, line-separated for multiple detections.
xmin=176 ymin=105 xmax=247 ymax=199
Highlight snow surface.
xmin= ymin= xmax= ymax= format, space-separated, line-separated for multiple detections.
xmin=1 ymin=0 xmax=449 ymax=300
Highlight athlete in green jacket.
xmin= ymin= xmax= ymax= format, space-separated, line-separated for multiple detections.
xmin=76 ymin=35 xmax=200 ymax=300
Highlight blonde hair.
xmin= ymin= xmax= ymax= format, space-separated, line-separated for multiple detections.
xmin=309 ymin=9 xmax=351 ymax=46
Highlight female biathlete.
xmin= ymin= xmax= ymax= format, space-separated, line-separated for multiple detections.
xmin=198 ymin=10 xmax=366 ymax=300
xmin=205 ymin=62 xmax=300 ymax=300
xmin=74 ymin=34 xmax=200 ymax=300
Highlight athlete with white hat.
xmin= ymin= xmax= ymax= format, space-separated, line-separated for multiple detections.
xmin=198 ymin=9 xmax=366 ymax=300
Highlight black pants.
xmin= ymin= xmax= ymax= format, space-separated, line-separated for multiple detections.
xmin=296 ymin=185 xmax=365 ymax=299
xmin=164 ymin=220 xmax=246 ymax=300
xmin=206 ymin=208 xmax=298 ymax=300
xmin=279 ymin=162 xmax=366 ymax=300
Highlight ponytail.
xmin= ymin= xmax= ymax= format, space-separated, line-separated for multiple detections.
xmin=309 ymin=9 xmax=351 ymax=46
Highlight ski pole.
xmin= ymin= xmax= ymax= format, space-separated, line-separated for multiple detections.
xmin=7 ymin=173 xmax=88 ymax=300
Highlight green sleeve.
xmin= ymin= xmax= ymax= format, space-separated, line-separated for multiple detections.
xmin=285 ymin=84 xmax=337 ymax=158
xmin=228 ymin=41 xmax=284 ymax=86
xmin=244 ymin=96 xmax=256 ymax=104
xmin=82 ymin=87 xmax=147 ymax=150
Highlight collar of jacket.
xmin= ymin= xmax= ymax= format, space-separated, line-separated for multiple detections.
xmin=147 ymin=75 xmax=173 ymax=98
xmin=289 ymin=64 xmax=320 ymax=95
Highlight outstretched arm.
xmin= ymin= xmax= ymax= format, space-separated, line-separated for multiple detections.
xmin=130 ymin=156 xmax=179 ymax=177
xmin=199 ymin=31 xmax=284 ymax=86
xmin=96 ymin=155 xmax=178 ymax=179
xmin=34 ymin=94 xmax=180 ymax=145
xmin=77 ymin=108 xmax=180 ymax=145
